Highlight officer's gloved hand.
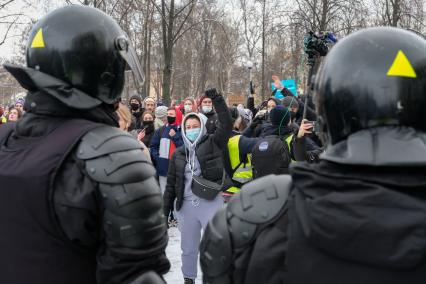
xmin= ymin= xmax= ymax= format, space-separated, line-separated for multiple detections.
xmin=129 ymin=271 xmax=165 ymax=284
xmin=205 ymin=88 xmax=220 ymax=100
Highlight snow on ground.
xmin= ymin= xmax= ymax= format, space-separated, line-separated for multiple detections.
xmin=164 ymin=227 xmax=203 ymax=284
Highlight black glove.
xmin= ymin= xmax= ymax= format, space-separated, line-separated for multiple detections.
xmin=250 ymin=115 xmax=263 ymax=129
xmin=205 ymin=88 xmax=220 ymax=100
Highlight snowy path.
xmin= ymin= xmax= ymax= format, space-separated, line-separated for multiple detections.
xmin=164 ymin=227 xmax=203 ymax=284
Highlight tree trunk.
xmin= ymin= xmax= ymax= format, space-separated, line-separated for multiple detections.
xmin=320 ymin=0 xmax=328 ymax=31
xmin=261 ymin=0 xmax=266 ymax=101
xmin=392 ymin=0 xmax=400 ymax=26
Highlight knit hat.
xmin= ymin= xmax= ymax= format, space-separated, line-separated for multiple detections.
xmin=282 ymin=96 xmax=299 ymax=109
xmin=269 ymin=105 xmax=290 ymax=126
xmin=155 ymin=105 xmax=168 ymax=119
xmin=143 ymin=97 xmax=156 ymax=106
xmin=15 ymin=98 xmax=25 ymax=106
xmin=129 ymin=95 xmax=142 ymax=105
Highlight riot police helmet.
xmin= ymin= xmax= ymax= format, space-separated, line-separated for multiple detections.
xmin=11 ymin=5 xmax=144 ymax=110
xmin=315 ymin=27 xmax=426 ymax=145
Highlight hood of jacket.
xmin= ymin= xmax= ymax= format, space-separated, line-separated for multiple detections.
xmin=181 ymin=112 xmax=208 ymax=174
xmin=290 ymin=160 xmax=426 ymax=270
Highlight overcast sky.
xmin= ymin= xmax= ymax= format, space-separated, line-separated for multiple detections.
xmin=0 ymin=0 xmax=65 ymax=60
xmin=0 ymin=0 xmax=240 ymax=61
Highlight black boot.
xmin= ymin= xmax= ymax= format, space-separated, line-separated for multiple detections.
xmin=184 ymin=278 xmax=194 ymax=284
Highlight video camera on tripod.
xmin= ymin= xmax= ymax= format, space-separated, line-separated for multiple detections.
xmin=302 ymin=31 xmax=337 ymax=120
xmin=304 ymin=31 xmax=337 ymax=65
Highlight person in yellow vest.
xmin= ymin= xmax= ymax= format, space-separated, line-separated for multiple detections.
xmin=223 ymin=107 xmax=260 ymax=201
xmin=0 ymin=106 xmax=6 ymax=124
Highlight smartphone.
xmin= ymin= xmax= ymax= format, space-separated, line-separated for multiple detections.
xmin=306 ymin=120 xmax=317 ymax=132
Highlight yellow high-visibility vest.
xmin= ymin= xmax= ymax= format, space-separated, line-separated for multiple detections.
xmin=226 ymin=135 xmax=253 ymax=194
xmin=285 ymin=134 xmax=295 ymax=163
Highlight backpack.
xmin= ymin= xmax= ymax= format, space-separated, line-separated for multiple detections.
xmin=251 ymin=135 xmax=292 ymax=178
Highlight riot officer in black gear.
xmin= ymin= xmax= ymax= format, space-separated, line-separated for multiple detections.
xmin=0 ymin=6 xmax=169 ymax=284
xmin=200 ymin=27 xmax=426 ymax=284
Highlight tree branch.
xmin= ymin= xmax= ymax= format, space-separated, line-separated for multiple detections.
xmin=172 ymin=0 xmax=196 ymax=43
xmin=174 ymin=0 xmax=195 ymax=18
xmin=0 ymin=16 xmax=17 ymax=45
xmin=0 ymin=0 xmax=15 ymax=10
xmin=149 ymin=0 xmax=169 ymax=28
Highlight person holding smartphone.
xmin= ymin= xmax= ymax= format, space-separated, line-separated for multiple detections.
xmin=138 ymin=111 xmax=155 ymax=148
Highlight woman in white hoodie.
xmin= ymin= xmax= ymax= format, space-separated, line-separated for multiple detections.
xmin=164 ymin=89 xmax=232 ymax=284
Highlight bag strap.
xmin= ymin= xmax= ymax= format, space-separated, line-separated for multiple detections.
xmin=230 ymin=160 xmax=244 ymax=176
xmin=194 ymin=169 xmax=227 ymax=187
xmin=219 ymin=169 xmax=226 ymax=186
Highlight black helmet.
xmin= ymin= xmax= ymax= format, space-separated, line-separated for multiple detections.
xmin=7 ymin=5 xmax=143 ymax=109
xmin=315 ymin=27 xmax=426 ymax=145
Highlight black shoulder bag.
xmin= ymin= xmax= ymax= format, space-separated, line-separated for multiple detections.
xmin=191 ymin=170 xmax=226 ymax=200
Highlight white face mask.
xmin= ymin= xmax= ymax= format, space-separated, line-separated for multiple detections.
xmin=184 ymin=105 xmax=192 ymax=113
xmin=202 ymin=106 xmax=212 ymax=113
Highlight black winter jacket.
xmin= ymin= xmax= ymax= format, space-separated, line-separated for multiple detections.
xmin=163 ymin=94 xmax=232 ymax=215
xmin=201 ymin=127 xmax=426 ymax=284
xmin=204 ymin=111 xmax=218 ymax=134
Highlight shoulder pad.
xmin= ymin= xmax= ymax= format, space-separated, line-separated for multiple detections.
xmin=77 ymin=126 xmax=142 ymax=159
xmin=227 ymin=174 xmax=291 ymax=224
xmin=77 ymin=126 xmax=155 ymax=184
xmin=200 ymin=209 xmax=232 ymax=283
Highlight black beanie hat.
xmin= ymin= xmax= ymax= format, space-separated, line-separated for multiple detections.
xmin=129 ymin=95 xmax=142 ymax=105
xmin=270 ymin=105 xmax=290 ymax=126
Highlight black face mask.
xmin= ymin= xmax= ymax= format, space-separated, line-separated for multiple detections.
xmin=290 ymin=111 xmax=298 ymax=120
xmin=130 ymin=103 xmax=140 ymax=111
xmin=167 ymin=116 xmax=176 ymax=124
xmin=143 ymin=120 xmax=154 ymax=126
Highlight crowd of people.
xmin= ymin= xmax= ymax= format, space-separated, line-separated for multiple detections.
xmin=0 ymin=71 xmax=323 ymax=284
xmin=0 ymin=98 xmax=24 ymax=124
xmin=1 ymin=4 xmax=426 ymax=284
xmin=99 ymin=73 xmax=323 ymax=284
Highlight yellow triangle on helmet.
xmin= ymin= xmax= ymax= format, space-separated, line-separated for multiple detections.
xmin=31 ymin=28 xmax=45 ymax=48
xmin=387 ymin=50 xmax=417 ymax=78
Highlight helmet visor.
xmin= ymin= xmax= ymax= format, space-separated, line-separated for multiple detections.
xmin=115 ymin=35 xmax=145 ymax=91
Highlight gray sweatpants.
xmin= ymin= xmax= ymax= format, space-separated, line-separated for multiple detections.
xmin=175 ymin=196 xmax=224 ymax=280
xmin=159 ymin=176 xmax=167 ymax=195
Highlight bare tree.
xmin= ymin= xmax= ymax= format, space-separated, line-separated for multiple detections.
xmin=150 ymin=0 xmax=197 ymax=105
xmin=0 ymin=0 xmax=23 ymax=46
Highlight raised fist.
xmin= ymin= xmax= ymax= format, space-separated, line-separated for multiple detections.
xmin=205 ymin=88 xmax=220 ymax=100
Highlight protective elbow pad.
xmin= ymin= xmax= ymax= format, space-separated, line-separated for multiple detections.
xmin=226 ymin=174 xmax=292 ymax=248
xmin=77 ymin=126 xmax=165 ymax=248
xmin=200 ymin=209 xmax=233 ymax=284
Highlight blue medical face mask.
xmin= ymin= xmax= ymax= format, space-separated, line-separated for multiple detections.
xmin=186 ymin=128 xmax=201 ymax=142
